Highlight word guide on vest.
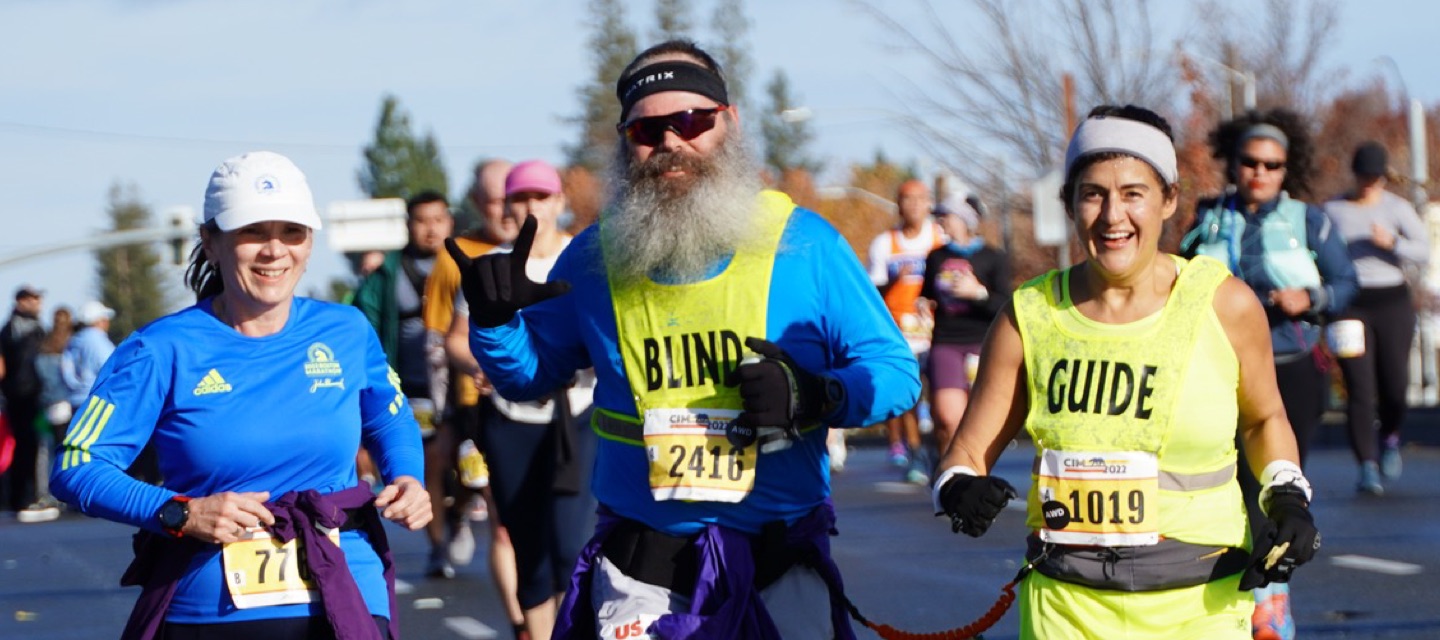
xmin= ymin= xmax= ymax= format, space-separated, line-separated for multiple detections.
xmin=643 ymin=330 xmax=747 ymax=391
xmin=1045 ymin=359 xmax=1158 ymax=418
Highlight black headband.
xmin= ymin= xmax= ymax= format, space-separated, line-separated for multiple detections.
xmin=616 ymin=60 xmax=729 ymax=121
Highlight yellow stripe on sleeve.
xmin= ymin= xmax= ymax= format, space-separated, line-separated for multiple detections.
xmin=61 ymin=397 xmax=101 ymax=448
xmin=62 ymin=398 xmax=112 ymax=470
xmin=77 ymin=401 xmax=116 ymax=466
xmin=62 ymin=397 xmax=104 ymax=469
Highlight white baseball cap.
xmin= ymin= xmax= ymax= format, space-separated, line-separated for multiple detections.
xmin=78 ymin=300 xmax=115 ymax=325
xmin=203 ymin=151 xmax=323 ymax=231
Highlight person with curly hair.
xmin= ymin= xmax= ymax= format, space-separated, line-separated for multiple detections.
xmin=1180 ymin=109 xmax=1357 ymax=640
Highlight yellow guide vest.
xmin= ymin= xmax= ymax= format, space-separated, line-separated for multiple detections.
xmin=1012 ymin=255 xmax=1245 ymax=547
xmin=600 ymin=190 xmax=794 ymax=503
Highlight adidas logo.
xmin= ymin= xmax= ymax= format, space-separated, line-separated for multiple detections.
xmin=193 ymin=369 xmax=233 ymax=396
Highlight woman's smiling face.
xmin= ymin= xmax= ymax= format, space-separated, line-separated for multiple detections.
xmin=205 ymin=220 xmax=313 ymax=310
xmin=1070 ymin=155 xmax=1177 ymax=281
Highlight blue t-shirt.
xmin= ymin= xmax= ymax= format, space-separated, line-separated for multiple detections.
xmin=64 ymin=325 xmax=116 ymax=407
xmin=51 ymin=297 xmax=424 ymax=624
xmin=469 ymin=206 xmax=920 ymax=536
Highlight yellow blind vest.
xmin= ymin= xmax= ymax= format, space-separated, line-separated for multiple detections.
xmin=602 ymin=190 xmax=794 ymax=502
xmin=1013 ymin=255 xmax=1246 ymax=547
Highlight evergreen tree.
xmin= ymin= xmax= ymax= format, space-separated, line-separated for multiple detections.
xmin=852 ymin=150 xmax=917 ymax=190
xmin=565 ymin=0 xmax=638 ymax=174
xmin=760 ymin=70 xmax=822 ymax=176
xmin=651 ymin=0 xmax=693 ymax=43
xmin=95 ymin=183 xmax=172 ymax=342
xmin=358 ymin=94 xmax=448 ymax=200
xmin=709 ymin=0 xmax=753 ymax=113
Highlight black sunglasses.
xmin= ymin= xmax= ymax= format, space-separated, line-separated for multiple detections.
xmin=1238 ymin=156 xmax=1286 ymax=171
xmin=617 ymin=106 xmax=730 ymax=146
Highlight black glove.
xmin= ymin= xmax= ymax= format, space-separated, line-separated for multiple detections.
xmin=1239 ymin=485 xmax=1320 ymax=590
xmin=936 ymin=473 xmax=1018 ymax=538
xmin=725 ymin=338 xmax=825 ymax=444
xmin=444 ymin=214 xmax=571 ymax=328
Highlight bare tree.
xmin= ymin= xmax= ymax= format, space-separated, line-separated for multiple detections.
xmin=857 ymin=0 xmax=1177 ymax=186
xmin=1190 ymin=0 xmax=1340 ymax=115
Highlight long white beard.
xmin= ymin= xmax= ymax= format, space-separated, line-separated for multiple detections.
xmin=604 ymin=133 xmax=763 ymax=283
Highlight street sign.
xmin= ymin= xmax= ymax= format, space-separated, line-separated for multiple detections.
xmin=325 ymin=198 xmax=407 ymax=253
xmin=1032 ymin=169 xmax=1066 ymax=246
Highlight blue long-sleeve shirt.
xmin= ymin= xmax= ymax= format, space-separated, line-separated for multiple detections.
xmin=63 ymin=325 xmax=115 ymax=407
xmin=469 ymin=206 xmax=920 ymax=535
xmin=50 ymin=297 xmax=423 ymax=624
xmin=1186 ymin=195 xmax=1358 ymax=356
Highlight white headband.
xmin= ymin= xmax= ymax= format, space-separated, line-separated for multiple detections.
xmin=1064 ymin=116 xmax=1178 ymax=185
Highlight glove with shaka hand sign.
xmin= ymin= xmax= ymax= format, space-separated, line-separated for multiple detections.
xmin=444 ymin=214 xmax=571 ymax=328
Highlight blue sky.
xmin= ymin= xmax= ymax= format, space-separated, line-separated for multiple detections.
xmin=1 ymin=0 xmax=1436 ymax=318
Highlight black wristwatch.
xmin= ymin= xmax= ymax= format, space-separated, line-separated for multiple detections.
xmin=157 ymin=496 xmax=192 ymax=538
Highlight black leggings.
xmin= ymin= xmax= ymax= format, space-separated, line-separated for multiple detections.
xmin=162 ymin=615 xmax=390 ymax=639
xmin=1274 ymin=350 xmax=1328 ymax=468
xmin=1237 ymin=350 xmax=1327 ymax=530
xmin=4 ymin=394 xmax=40 ymax=510
xmin=482 ymin=407 xmax=598 ymax=609
xmin=1336 ymin=285 xmax=1416 ymax=463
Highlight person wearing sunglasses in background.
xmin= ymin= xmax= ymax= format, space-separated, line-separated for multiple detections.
xmin=446 ymin=40 xmax=918 ymax=640
xmin=1180 ymin=109 xmax=1356 ymax=640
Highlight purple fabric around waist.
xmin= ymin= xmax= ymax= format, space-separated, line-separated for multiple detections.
xmin=119 ymin=483 xmax=394 ymax=640
xmin=552 ymin=500 xmax=857 ymax=640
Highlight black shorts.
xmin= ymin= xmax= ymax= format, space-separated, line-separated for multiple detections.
xmin=482 ymin=407 xmax=598 ymax=608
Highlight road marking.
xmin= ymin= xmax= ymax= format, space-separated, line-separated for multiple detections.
xmin=444 ymin=616 xmax=498 ymax=639
xmin=1330 ymin=554 xmax=1423 ymax=575
xmin=394 ymin=579 xmax=414 ymax=595
xmin=873 ymin=481 xmax=922 ymax=494
xmin=413 ymin=597 xmax=446 ymax=610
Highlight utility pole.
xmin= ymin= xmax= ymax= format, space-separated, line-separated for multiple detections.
xmin=999 ymin=164 xmax=1013 ymax=261
xmin=1408 ymin=98 xmax=1436 ymax=404
xmin=1058 ymin=73 xmax=1077 ymax=269
xmin=1179 ymin=49 xmax=1256 ymax=118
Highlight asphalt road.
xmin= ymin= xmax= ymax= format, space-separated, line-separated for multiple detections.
xmin=2 ymin=415 xmax=1437 ymax=639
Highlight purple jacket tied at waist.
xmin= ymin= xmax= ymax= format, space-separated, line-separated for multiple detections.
xmin=552 ymin=500 xmax=857 ymax=640
xmin=119 ymin=483 xmax=396 ymax=640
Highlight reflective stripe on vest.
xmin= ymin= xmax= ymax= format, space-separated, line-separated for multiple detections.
xmin=593 ymin=407 xmax=822 ymax=447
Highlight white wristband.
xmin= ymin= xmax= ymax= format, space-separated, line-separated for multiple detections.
xmin=931 ymin=465 xmax=980 ymax=514
xmin=1258 ymin=459 xmax=1312 ymax=511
